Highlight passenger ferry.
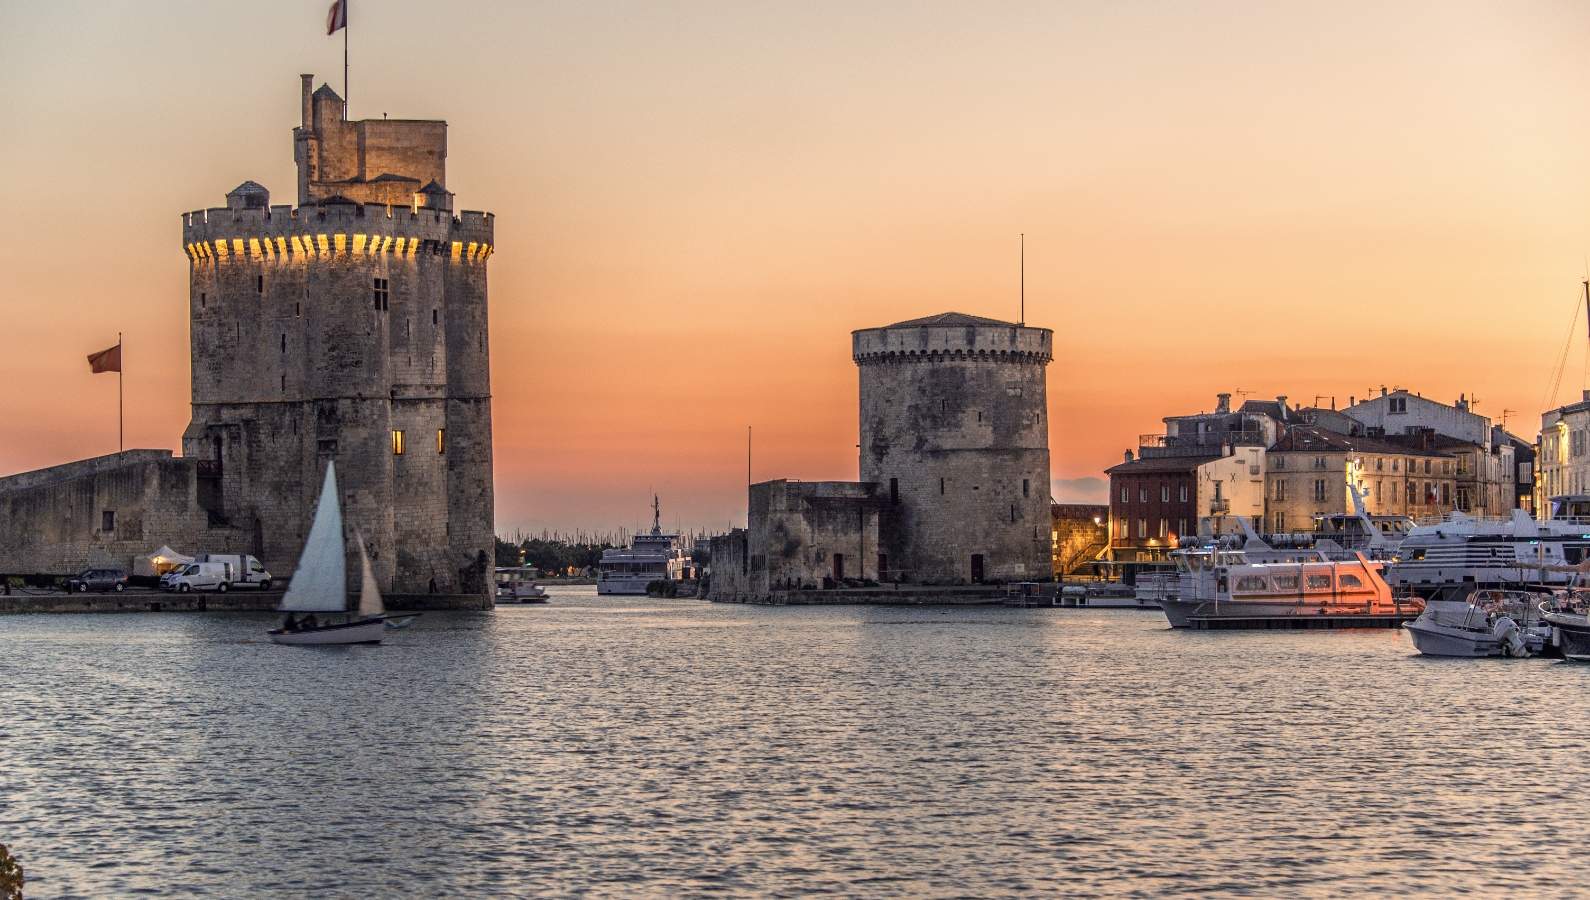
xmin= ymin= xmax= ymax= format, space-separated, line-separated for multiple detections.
xmin=1160 ymin=534 xmax=1417 ymax=628
xmin=597 ymin=496 xmax=692 ymax=596
xmin=1387 ymin=496 xmax=1590 ymax=602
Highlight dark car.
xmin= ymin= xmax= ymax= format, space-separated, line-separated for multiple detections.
xmin=65 ymin=569 xmax=128 ymax=593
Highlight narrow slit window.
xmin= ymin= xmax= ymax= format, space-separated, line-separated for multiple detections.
xmin=257 ymin=275 xmax=264 ymax=293
xmin=437 ymin=429 xmax=446 ymax=454
xmin=939 ymin=477 xmax=945 ymax=495
xmin=391 ymin=430 xmax=405 ymax=455
xmin=295 ymin=301 xmax=301 ymax=318
xmin=1023 ymin=478 xmax=1030 ymax=498
xmin=432 ymin=309 xmax=438 ymax=325
xmin=280 ymin=334 xmax=286 ymax=353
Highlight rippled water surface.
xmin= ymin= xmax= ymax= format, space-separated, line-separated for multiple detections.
xmin=6 ymin=587 xmax=1590 ymax=897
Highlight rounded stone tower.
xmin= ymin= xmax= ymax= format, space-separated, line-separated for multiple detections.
xmin=177 ymin=76 xmax=495 ymax=603
xmin=852 ymin=312 xmax=1054 ymax=584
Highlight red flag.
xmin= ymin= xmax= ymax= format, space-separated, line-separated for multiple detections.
xmin=87 ymin=343 xmax=121 ymax=374
xmin=326 ymin=0 xmax=347 ymax=35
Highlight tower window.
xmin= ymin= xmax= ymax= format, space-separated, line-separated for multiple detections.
xmin=1010 ymin=504 xmax=1017 ymax=523
xmin=280 ymin=334 xmax=286 ymax=353
xmin=432 ymin=309 xmax=438 ymax=325
xmin=101 ymin=510 xmax=115 ymax=532
xmin=295 ymin=302 xmax=301 ymax=318
xmin=890 ymin=477 xmax=899 ymax=504
xmin=940 ymin=477 xmax=945 ymax=495
xmin=1023 ymin=478 xmax=1030 ymax=498
xmin=280 ymin=374 xmax=285 ymax=393
xmin=391 ymin=430 xmax=405 ymax=455
xmin=373 ymin=277 xmax=390 ymax=311
xmin=200 ymin=292 xmax=206 ymax=309
xmin=257 ymin=275 xmax=264 ymax=294
xmin=437 ymin=429 xmax=446 ymax=454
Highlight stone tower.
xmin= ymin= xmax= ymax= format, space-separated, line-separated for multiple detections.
xmin=179 ymin=75 xmax=494 ymax=602
xmin=853 ymin=313 xmax=1053 ymax=584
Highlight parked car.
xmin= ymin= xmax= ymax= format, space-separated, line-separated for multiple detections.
xmin=197 ymin=553 xmax=273 ymax=590
xmin=163 ymin=561 xmax=234 ymax=593
xmin=66 ymin=568 xmax=128 ymax=593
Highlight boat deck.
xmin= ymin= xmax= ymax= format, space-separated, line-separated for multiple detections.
xmin=1186 ymin=612 xmax=1421 ymax=630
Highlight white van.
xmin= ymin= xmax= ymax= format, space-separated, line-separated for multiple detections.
xmin=199 ymin=554 xmax=273 ymax=590
xmin=164 ymin=561 xmax=234 ymax=593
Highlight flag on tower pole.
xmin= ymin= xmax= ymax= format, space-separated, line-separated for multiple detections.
xmin=326 ymin=0 xmax=347 ymax=35
xmin=87 ymin=335 xmax=123 ymax=451
xmin=327 ymin=0 xmax=349 ymax=118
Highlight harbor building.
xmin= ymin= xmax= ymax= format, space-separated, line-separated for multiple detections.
xmin=1265 ymin=426 xmax=1456 ymax=532
xmin=707 ymin=313 xmax=1054 ymax=600
xmin=1 ymin=76 xmax=496 ymax=601
xmin=1338 ymin=389 xmax=1518 ymax=515
xmin=1538 ymin=391 xmax=1590 ymax=509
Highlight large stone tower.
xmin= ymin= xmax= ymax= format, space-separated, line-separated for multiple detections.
xmin=178 ymin=75 xmax=494 ymax=602
xmin=853 ymin=313 xmax=1053 ymax=584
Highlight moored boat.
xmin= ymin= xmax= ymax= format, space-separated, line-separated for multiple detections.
xmin=1403 ymin=593 xmax=1536 ymax=658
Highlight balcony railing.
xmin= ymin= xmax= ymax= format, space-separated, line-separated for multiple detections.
xmin=1138 ymin=430 xmax=1269 ymax=458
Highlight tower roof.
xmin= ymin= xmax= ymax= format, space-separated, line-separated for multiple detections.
xmin=418 ymin=180 xmax=450 ymax=195
xmin=882 ymin=312 xmax=1020 ymax=328
xmin=312 ymin=83 xmax=343 ymax=102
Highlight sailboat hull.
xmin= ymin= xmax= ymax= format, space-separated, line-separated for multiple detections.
xmin=269 ymin=617 xmax=386 ymax=646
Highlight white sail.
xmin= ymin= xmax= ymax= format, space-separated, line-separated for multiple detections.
xmin=356 ymin=530 xmax=385 ymax=618
xmin=280 ymin=462 xmax=347 ymax=612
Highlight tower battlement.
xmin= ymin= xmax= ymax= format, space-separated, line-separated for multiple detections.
xmin=852 ymin=313 xmax=1052 ymax=365
xmin=182 ymin=203 xmax=493 ymax=263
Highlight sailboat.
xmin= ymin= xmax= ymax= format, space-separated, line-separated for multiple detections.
xmin=268 ymin=461 xmax=387 ymax=646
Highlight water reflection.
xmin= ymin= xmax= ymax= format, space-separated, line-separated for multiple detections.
xmin=4 ymin=591 xmax=1590 ymax=895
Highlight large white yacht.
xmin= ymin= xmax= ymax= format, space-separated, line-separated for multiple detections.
xmin=597 ymin=497 xmax=692 ymax=596
xmin=1387 ymin=496 xmax=1590 ymax=601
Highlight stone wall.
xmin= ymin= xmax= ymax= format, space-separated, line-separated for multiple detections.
xmin=748 ymin=480 xmax=883 ymax=595
xmin=0 ymin=451 xmax=247 ymax=576
xmin=705 ymin=529 xmax=748 ymax=601
xmin=853 ymin=316 xmax=1054 ymax=584
xmin=1051 ymin=503 xmax=1107 ymax=577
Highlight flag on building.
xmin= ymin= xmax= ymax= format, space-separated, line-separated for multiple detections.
xmin=87 ymin=343 xmax=121 ymax=374
xmin=327 ymin=0 xmax=347 ymax=35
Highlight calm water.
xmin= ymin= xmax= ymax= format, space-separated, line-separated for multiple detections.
xmin=5 ymin=587 xmax=1590 ymax=897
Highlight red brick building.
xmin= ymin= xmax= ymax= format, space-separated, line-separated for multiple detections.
xmin=1103 ymin=454 xmax=1217 ymax=561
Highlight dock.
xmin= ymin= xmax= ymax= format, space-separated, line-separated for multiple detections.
xmin=1186 ymin=612 xmax=1419 ymax=630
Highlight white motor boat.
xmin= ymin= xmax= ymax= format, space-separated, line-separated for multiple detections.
xmin=268 ymin=462 xmax=386 ymax=646
xmin=495 ymin=567 xmax=549 ymax=604
xmin=1403 ymin=597 xmax=1530 ymax=657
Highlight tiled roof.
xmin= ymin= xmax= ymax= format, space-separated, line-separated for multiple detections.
xmin=884 ymin=312 xmax=1019 ymax=328
xmin=1105 ymin=455 xmax=1219 ymax=475
xmin=1269 ymin=425 xmax=1450 ymax=457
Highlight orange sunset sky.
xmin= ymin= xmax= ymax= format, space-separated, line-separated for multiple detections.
xmin=5 ymin=1 xmax=1590 ymax=534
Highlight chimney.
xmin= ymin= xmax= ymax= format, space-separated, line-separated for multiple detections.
xmin=1124 ymin=450 xmax=1135 ymax=463
xmin=1380 ymin=386 xmax=1388 ymax=397
xmin=1456 ymin=393 xmax=1468 ymax=412
xmin=1582 ymin=390 xmax=1590 ymax=403
xmin=1349 ymin=395 xmax=1355 ymax=407
xmin=300 ymin=73 xmax=314 ymax=130
xmin=1216 ymin=393 xmax=1231 ymax=414
xmin=1276 ymin=395 xmax=1288 ymax=417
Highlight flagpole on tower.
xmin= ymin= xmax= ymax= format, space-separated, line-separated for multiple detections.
xmin=343 ymin=0 xmax=349 ymax=119
xmin=118 ymin=332 xmax=123 ymax=452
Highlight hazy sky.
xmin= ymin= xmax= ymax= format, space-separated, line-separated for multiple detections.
xmin=4 ymin=1 xmax=1590 ymax=534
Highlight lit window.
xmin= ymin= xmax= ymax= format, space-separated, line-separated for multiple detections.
xmin=391 ymin=430 xmax=405 ymax=455
xmin=436 ymin=429 xmax=445 ymax=454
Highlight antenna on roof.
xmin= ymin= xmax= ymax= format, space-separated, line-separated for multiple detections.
xmin=1019 ymin=233 xmax=1025 ymax=326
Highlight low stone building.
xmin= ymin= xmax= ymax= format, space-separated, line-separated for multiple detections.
xmin=0 ymin=451 xmax=248 ymax=576
xmin=740 ymin=480 xmax=886 ymax=593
